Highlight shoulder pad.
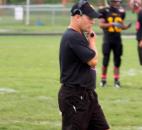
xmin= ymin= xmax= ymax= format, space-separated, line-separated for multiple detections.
xmin=98 ymin=6 xmax=110 ymax=14
xmin=99 ymin=6 xmax=105 ymax=9
xmin=99 ymin=6 xmax=109 ymax=10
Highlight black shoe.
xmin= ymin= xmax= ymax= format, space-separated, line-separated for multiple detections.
xmin=100 ymin=79 xmax=107 ymax=87
xmin=114 ymin=80 xmax=120 ymax=88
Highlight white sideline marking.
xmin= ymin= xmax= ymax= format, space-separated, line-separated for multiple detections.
xmin=112 ymin=99 xmax=129 ymax=104
xmin=0 ymin=120 xmax=61 ymax=126
xmin=0 ymin=88 xmax=16 ymax=94
xmin=138 ymin=127 xmax=142 ymax=130
xmin=0 ymin=29 xmax=12 ymax=32
xmin=36 ymin=121 xmax=60 ymax=126
xmin=122 ymin=68 xmax=142 ymax=76
xmin=122 ymin=35 xmax=135 ymax=39
xmin=37 ymin=96 xmax=53 ymax=100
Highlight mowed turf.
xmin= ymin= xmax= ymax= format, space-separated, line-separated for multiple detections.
xmin=0 ymin=35 xmax=141 ymax=130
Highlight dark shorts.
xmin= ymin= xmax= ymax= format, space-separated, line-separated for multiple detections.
xmin=58 ymin=85 xmax=110 ymax=130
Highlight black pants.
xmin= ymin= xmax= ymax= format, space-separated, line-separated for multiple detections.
xmin=138 ymin=46 xmax=142 ymax=65
xmin=102 ymin=41 xmax=123 ymax=67
xmin=58 ymin=86 xmax=109 ymax=130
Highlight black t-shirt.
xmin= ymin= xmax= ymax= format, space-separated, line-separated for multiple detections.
xmin=136 ymin=9 xmax=142 ymax=41
xmin=98 ymin=6 xmax=125 ymax=42
xmin=59 ymin=28 xmax=96 ymax=89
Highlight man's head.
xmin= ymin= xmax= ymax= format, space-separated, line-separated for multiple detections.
xmin=108 ymin=0 xmax=122 ymax=8
xmin=70 ymin=1 xmax=99 ymax=32
xmin=71 ymin=1 xmax=99 ymax=19
xmin=129 ymin=0 xmax=142 ymax=13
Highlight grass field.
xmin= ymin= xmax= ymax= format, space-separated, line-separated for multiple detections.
xmin=0 ymin=35 xmax=142 ymax=130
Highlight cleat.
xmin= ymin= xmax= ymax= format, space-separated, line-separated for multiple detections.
xmin=100 ymin=79 xmax=107 ymax=87
xmin=114 ymin=80 xmax=121 ymax=88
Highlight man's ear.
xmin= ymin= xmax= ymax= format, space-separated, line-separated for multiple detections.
xmin=75 ymin=14 xmax=82 ymax=22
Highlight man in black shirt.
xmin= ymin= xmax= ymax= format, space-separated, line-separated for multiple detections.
xmin=58 ymin=1 xmax=110 ymax=130
xmin=98 ymin=0 xmax=131 ymax=88
xmin=129 ymin=0 xmax=142 ymax=65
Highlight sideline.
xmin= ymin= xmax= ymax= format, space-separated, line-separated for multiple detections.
xmin=0 ymin=32 xmax=63 ymax=36
xmin=0 ymin=32 xmax=136 ymax=37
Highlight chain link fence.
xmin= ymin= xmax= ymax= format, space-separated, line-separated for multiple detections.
xmin=0 ymin=4 xmax=137 ymax=35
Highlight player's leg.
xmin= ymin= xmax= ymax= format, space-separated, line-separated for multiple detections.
xmin=137 ymin=46 xmax=142 ymax=65
xmin=100 ymin=42 xmax=111 ymax=87
xmin=113 ymin=42 xmax=123 ymax=88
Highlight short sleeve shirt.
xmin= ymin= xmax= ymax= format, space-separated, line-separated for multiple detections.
xmin=59 ymin=28 xmax=96 ymax=89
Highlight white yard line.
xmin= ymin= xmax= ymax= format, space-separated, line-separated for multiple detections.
xmin=122 ymin=68 xmax=142 ymax=77
xmin=0 ymin=88 xmax=16 ymax=94
xmin=37 ymin=96 xmax=53 ymax=100
xmin=0 ymin=120 xmax=61 ymax=126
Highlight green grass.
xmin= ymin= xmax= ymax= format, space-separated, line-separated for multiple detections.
xmin=0 ymin=35 xmax=142 ymax=130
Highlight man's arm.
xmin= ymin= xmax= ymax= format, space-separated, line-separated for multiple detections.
xmin=99 ymin=18 xmax=113 ymax=29
xmin=139 ymin=40 xmax=142 ymax=48
xmin=120 ymin=21 xmax=132 ymax=30
xmin=99 ymin=18 xmax=131 ymax=30
xmin=87 ymin=32 xmax=98 ymax=68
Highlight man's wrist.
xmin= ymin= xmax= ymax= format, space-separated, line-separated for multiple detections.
xmin=90 ymin=32 xmax=95 ymax=37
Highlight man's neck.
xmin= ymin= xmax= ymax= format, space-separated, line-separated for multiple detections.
xmin=68 ymin=22 xmax=81 ymax=34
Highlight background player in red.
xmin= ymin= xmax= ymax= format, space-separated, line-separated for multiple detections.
xmin=98 ymin=0 xmax=131 ymax=88
xmin=129 ymin=0 xmax=142 ymax=65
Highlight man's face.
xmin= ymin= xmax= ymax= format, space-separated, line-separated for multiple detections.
xmin=79 ymin=15 xmax=95 ymax=32
xmin=132 ymin=6 xmax=140 ymax=13
xmin=110 ymin=1 xmax=121 ymax=8
xmin=129 ymin=0 xmax=142 ymax=13
xmin=130 ymin=2 xmax=141 ymax=13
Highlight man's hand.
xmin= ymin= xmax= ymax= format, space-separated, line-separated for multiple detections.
xmin=112 ymin=22 xmax=123 ymax=28
xmin=86 ymin=30 xmax=98 ymax=68
xmin=112 ymin=22 xmax=132 ymax=29
xmin=127 ymin=23 xmax=132 ymax=28
xmin=139 ymin=40 xmax=142 ymax=48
